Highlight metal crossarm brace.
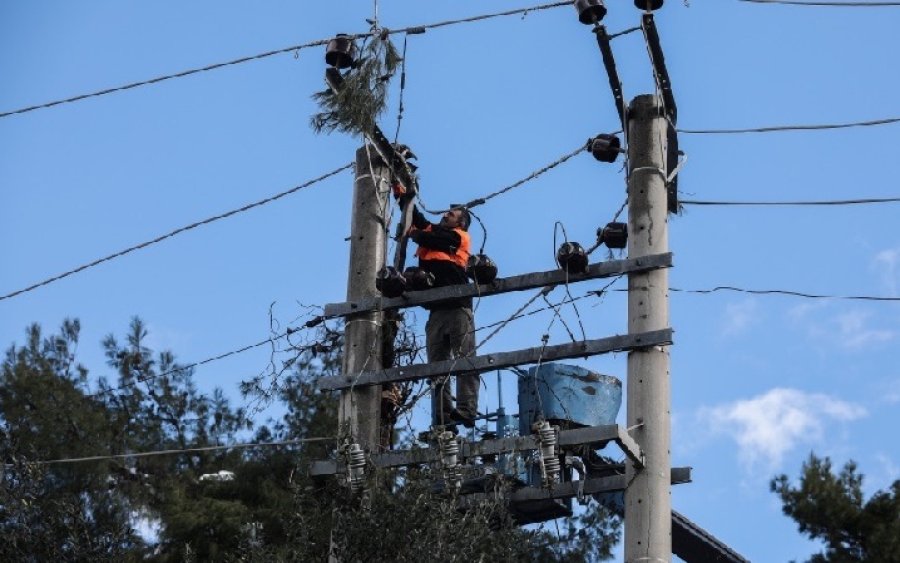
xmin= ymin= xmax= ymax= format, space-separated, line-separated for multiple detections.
xmin=641 ymin=14 xmax=677 ymax=124
xmin=316 ymin=328 xmax=673 ymax=391
xmin=459 ymin=468 xmax=692 ymax=507
xmin=323 ymin=253 xmax=672 ymax=318
xmin=672 ymin=510 xmax=751 ymax=563
xmin=593 ymin=25 xmax=627 ymax=132
xmin=310 ymin=424 xmax=645 ymax=476
xmin=615 ymin=426 xmax=644 ymax=469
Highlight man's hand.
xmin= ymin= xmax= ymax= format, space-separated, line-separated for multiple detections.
xmin=392 ymin=181 xmax=408 ymax=201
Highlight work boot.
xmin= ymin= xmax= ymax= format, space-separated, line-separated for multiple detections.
xmin=449 ymin=409 xmax=476 ymax=429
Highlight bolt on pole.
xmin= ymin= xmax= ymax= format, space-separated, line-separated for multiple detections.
xmin=338 ymin=145 xmax=391 ymax=451
xmin=624 ymin=94 xmax=672 ymax=562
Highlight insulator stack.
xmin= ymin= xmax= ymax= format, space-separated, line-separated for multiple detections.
xmin=325 ymin=34 xmax=356 ymax=69
xmin=574 ymin=0 xmax=607 ymax=24
xmin=634 ymin=0 xmax=664 ymax=10
xmin=403 ymin=266 xmax=435 ymax=291
xmin=590 ymin=134 xmax=621 ymax=163
xmin=556 ymin=242 xmax=589 ymax=274
xmin=375 ymin=266 xmax=407 ymax=298
xmin=534 ymin=420 xmax=561 ymax=486
xmin=466 ymin=253 xmax=498 ymax=284
xmin=598 ymin=222 xmax=628 ymax=249
xmin=346 ymin=443 xmax=367 ymax=494
xmin=438 ymin=430 xmax=462 ymax=491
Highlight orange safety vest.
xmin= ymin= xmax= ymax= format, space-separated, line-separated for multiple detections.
xmin=414 ymin=225 xmax=471 ymax=269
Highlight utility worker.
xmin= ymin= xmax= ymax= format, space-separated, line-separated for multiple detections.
xmin=395 ymin=184 xmax=478 ymax=431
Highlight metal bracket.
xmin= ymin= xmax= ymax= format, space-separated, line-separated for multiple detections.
xmin=324 ymin=253 xmax=673 ymax=318
xmin=316 ymin=328 xmax=673 ymax=391
xmin=641 ymin=14 xmax=677 ymax=125
xmin=593 ymin=25 xmax=627 ymax=132
xmin=311 ymin=424 xmax=656 ymax=476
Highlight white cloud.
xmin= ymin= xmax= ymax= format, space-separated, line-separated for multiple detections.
xmin=874 ymin=248 xmax=900 ymax=296
xmin=885 ymin=379 xmax=900 ymax=405
xmin=698 ymin=388 xmax=866 ymax=470
xmin=786 ymin=301 xmax=828 ymax=323
xmin=834 ymin=310 xmax=894 ymax=350
xmin=722 ymin=299 xmax=760 ymax=336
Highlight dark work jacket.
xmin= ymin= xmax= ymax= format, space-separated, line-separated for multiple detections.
xmin=411 ymin=206 xmax=472 ymax=310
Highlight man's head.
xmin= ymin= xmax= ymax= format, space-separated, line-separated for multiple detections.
xmin=439 ymin=206 xmax=470 ymax=231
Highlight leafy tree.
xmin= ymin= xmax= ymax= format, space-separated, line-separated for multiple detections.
xmin=771 ymin=453 xmax=900 ymax=563
xmin=0 ymin=320 xmax=145 ymax=560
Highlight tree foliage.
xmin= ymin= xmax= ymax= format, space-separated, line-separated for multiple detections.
xmin=1 ymin=317 xmax=621 ymax=561
xmin=311 ymin=32 xmax=401 ymax=137
xmin=771 ymin=453 xmax=900 ymax=563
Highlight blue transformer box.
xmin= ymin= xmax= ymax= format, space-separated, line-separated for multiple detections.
xmin=517 ymin=362 xmax=622 ymax=435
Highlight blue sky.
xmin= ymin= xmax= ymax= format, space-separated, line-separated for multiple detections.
xmin=2 ymin=1 xmax=899 ymax=561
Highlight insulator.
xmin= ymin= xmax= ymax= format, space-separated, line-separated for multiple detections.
xmin=556 ymin=242 xmax=589 ymax=275
xmin=325 ymin=34 xmax=356 ymax=69
xmin=403 ymin=266 xmax=435 ymax=291
xmin=438 ymin=431 xmax=462 ymax=491
xmin=346 ymin=443 xmax=367 ymax=494
xmin=598 ymin=222 xmax=628 ymax=249
xmin=466 ymin=254 xmax=498 ymax=284
xmin=375 ymin=266 xmax=407 ymax=298
xmin=574 ymin=0 xmax=607 ymax=24
xmin=590 ymin=134 xmax=621 ymax=163
xmin=634 ymin=0 xmax=664 ymax=10
xmin=533 ymin=421 xmax=561 ymax=486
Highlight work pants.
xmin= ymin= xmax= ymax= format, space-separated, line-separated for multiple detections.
xmin=426 ymin=307 xmax=478 ymax=427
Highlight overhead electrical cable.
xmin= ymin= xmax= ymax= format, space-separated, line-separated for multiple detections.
xmin=88 ymin=327 xmax=300 ymax=399
xmin=669 ymin=287 xmax=900 ymax=302
xmin=678 ymin=116 xmax=900 ymax=134
xmin=0 ymin=163 xmax=352 ymax=302
xmin=420 ymin=142 xmax=588 ymax=215
xmin=682 ymin=196 xmax=900 ymax=206
xmin=0 ymin=1 xmax=570 ymax=119
xmin=25 ymin=436 xmax=335 ymax=466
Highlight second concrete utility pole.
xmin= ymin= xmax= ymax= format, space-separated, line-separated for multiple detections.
xmin=624 ymin=94 xmax=673 ymax=563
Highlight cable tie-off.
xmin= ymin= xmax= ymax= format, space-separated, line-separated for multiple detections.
xmin=305 ymin=316 xmax=325 ymax=328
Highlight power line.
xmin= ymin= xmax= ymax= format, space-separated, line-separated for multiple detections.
xmin=87 ymin=315 xmax=329 ymax=399
xmin=0 ymin=163 xmax=352 ymax=303
xmin=678 ymin=116 xmax=900 ymax=134
xmin=420 ymin=142 xmax=588 ymax=215
xmin=88 ymin=329 xmax=296 ymax=399
xmin=739 ymin=0 xmax=900 ymax=6
xmin=26 ymin=436 xmax=335 ymax=466
xmin=682 ymin=196 xmax=900 ymax=206
xmin=0 ymin=1 xmax=570 ymax=120
xmin=669 ymin=286 xmax=900 ymax=302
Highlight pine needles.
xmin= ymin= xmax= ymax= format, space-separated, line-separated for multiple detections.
xmin=312 ymin=33 xmax=401 ymax=138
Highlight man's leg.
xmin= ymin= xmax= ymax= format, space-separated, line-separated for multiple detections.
xmin=426 ymin=310 xmax=454 ymax=428
xmin=450 ymin=307 xmax=479 ymax=423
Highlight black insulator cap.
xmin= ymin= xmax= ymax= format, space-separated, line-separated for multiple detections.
xmin=574 ymin=0 xmax=607 ymax=25
xmin=590 ymin=134 xmax=621 ymax=163
xmin=467 ymin=254 xmax=499 ymax=284
xmin=375 ymin=266 xmax=406 ymax=298
xmin=634 ymin=0 xmax=664 ymax=11
xmin=403 ymin=267 xmax=435 ymax=292
xmin=599 ymin=222 xmax=628 ymax=249
xmin=325 ymin=34 xmax=356 ymax=69
xmin=556 ymin=242 xmax=589 ymax=274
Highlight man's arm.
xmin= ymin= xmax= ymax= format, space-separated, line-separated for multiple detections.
xmin=411 ymin=205 xmax=430 ymax=231
xmin=411 ymin=224 xmax=461 ymax=253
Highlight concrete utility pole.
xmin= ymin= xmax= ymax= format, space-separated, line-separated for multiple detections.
xmin=338 ymin=145 xmax=390 ymax=451
xmin=625 ymin=94 xmax=672 ymax=562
